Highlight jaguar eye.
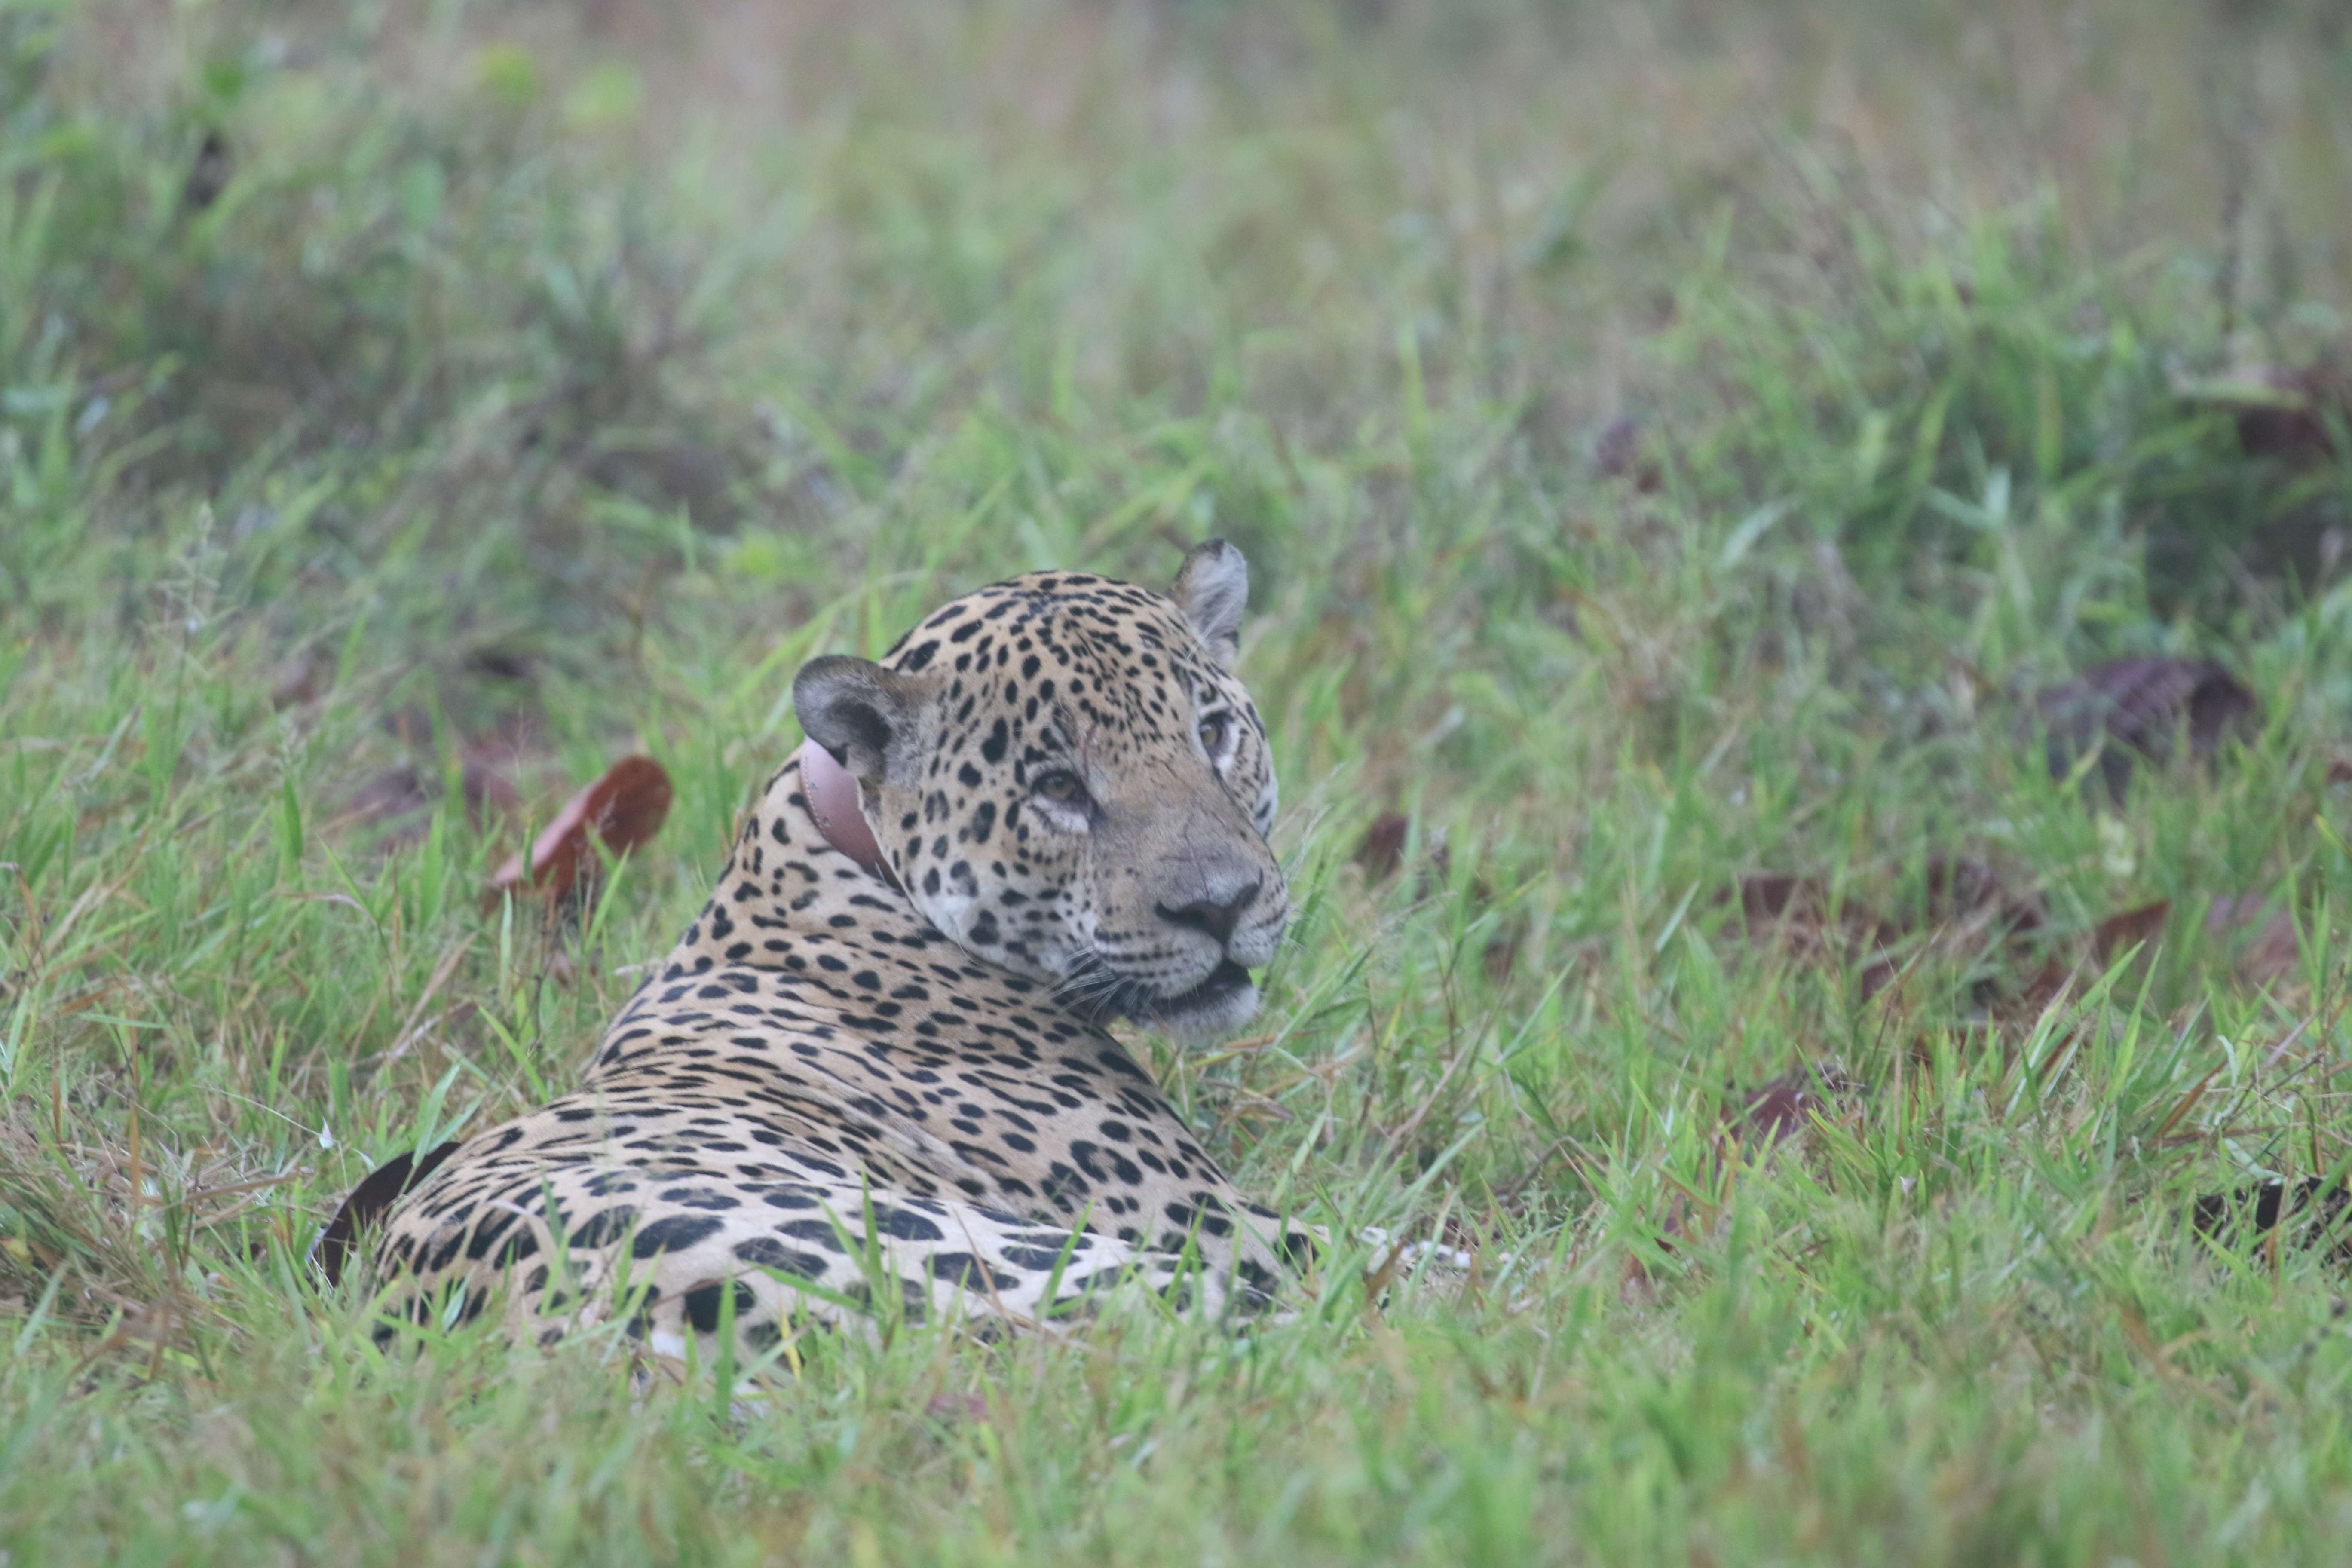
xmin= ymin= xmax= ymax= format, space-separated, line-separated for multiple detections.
xmin=1197 ymin=714 xmax=1229 ymax=755
xmin=1032 ymin=769 xmax=1084 ymax=804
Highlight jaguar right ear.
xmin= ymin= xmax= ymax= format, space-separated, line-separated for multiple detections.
xmin=793 ymin=656 xmax=932 ymax=784
xmin=1169 ymin=538 xmax=1249 ymax=669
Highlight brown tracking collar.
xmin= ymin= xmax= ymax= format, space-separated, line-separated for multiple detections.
xmin=797 ymin=737 xmax=900 ymax=890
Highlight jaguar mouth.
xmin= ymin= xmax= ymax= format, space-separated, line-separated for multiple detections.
xmin=1139 ymin=959 xmax=1255 ymax=1020
xmin=1057 ymin=956 xmax=1256 ymax=1029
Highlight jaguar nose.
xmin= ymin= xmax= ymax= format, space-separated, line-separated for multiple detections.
xmin=1155 ymin=877 xmax=1262 ymax=949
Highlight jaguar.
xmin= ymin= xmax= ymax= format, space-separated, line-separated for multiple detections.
xmin=332 ymin=541 xmax=1322 ymax=1364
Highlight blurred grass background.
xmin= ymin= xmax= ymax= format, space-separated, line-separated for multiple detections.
xmin=6 ymin=0 xmax=2352 ymax=1560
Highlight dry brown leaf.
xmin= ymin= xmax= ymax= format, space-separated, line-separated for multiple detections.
xmin=2236 ymin=910 xmax=2303 ymax=989
xmin=1718 ymin=1063 xmax=1862 ymax=1166
xmin=1595 ymin=413 xmax=1663 ymax=493
xmin=925 ymin=1391 xmax=989 ymax=1423
xmin=483 ymin=755 xmax=674 ymax=912
xmin=2091 ymin=899 xmax=2172 ymax=964
xmin=2204 ymin=894 xmax=2303 ymax=990
xmin=2037 ymin=658 xmax=2258 ymax=800
xmin=1354 ymin=814 xmax=1522 ymax=979
xmin=1354 ymin=813 xmax=1410 ymax=883
xmin=2193 ymin=360 xmax=2350 ymax=466
xmin=181 ymin=129 xmax=232 ymax=214
xmin=1729 ymin=873 xmax=1905 ymax=996
xmin=1998 ymin=898 xmax=2171 ymax=1033
xmin=1481 ymin=932 xmax=1521 ymax=984
xmin=347 ymin=762 xmax=522 ymax=838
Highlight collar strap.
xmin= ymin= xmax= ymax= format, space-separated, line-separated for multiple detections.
xmin=796 ymin=737 xmax=899 ymax=890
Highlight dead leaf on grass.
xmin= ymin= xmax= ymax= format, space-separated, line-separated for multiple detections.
xmin=2205 ymin=894 xmax=2304 ymax=990
xmin=1595 ymin=413 xmax=1663 ymax=493
xmin=2037 ymin=657 xmax=2258 ymax=800
xmin=1354 ymin=813 xmax=1411 ymax=883
xmin=2238 ymin=911 xmax=2303 ymax=989
xmin=1354 ymin=813 xmax=1523 ymax=980
xmin=341 ymin=707 xmax=557 ymax=848
xmin=1724 ymin=1063 xmax=1853 ymax=1158
xmin=180 ymin=129 xmax=232 ymax=214
xmin=2181 ymin=357 xmax=2351 ymax=467
xmin=1729 ymin=873 xmax=1914 ymax=998
xmin=925 ymin=1391 xmax=989 ymax=1423
xmin=2091 ymin=899 xmax=2173 ymax=964
xmin=2003 ymin=899 xmax=2171 ymax=1025
xmin=1733 ymin=873 xmax=1895 ymax=953
xmin=482 ymin=754 xmax=674 ymax=913
xmin=1624 ymin=1063 xmax=1861 ymax=1305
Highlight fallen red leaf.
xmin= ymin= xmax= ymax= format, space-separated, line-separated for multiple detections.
xmin=2091 ymin=899 xmax=2172 ymax=964
xmin=1354 ymin=813 xmax=1411 ymax=883
xmin=1595 ymin=413 xmax=1663 ymax=493
xmin=2000 ymin=899 xmax=2172 ymax=1030
xmin=348 ymin=761 xmax=522 ymax=840
xmin=2204 ymin=361 xmax=2350 ymax=466
xmin=2205 ymin=894 xmax=2303 ymax=989
xmin=1730 ymin=873 xmax=1903 ymax=994
xmin=1481 ymin=932 xmax=1522 ymax=983
xmin=1723 ymin=1064 xmax=1847 ymax=1158
xmin=1627 ymin=1063 xmax=1858 ymax=1303
xmin=1354 ymin=815 xmax=1523 ymax=978
xmin=924 ymin=1391 xmax=989 ymax=1423
xmin=2238 ymin=910 xmax=2302 ymax=989
xmin=2037 ymin=658 xmax=2258 ymax=799
xmin=483 ymin=755 xmax=673 ymax=912
xmin=1735 ymin=873 xmax=1902 ymax=943
xmin=1917 ymin=855 xmax=2045 ymax=939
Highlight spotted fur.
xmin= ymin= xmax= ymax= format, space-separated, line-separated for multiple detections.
xmin=358 ymin=543 xmax=1316 ymax=1363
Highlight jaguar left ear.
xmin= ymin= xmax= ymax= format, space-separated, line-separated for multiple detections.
xmin=1169 ymin=538 xmax=1249 ymax=669
xmin=793 ymin=656 xmax=932 ymax=784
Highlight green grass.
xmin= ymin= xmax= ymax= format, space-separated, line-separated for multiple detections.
xmin=7 ymin=0 xmax=2352 ymax=1559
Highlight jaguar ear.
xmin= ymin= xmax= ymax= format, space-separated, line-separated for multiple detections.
xmin=793 ymin=656 xmax=931 ymax=783
xmin=1170 ymin=538 xmax=1249 ymax=668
